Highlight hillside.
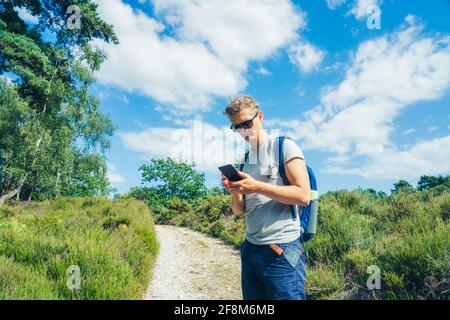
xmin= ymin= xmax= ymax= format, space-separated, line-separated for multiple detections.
xmin=0 ymin=198 xmax=158 ymax=299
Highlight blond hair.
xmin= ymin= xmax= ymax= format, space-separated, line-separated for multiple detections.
xmin=223 ymin=95 xmax=260 ymax=117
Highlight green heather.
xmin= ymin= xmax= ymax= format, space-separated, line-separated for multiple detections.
xmin=0 ymin=197 xmax=158 ymax=300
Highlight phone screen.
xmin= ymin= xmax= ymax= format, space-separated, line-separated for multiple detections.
xmin=218 ymin=164 xmax=243 ymax=182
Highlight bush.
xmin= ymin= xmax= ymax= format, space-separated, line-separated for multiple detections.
xmin=0 ymin=256 xmax=58 ymax=299
xmin=438 ymin=194 xmax=450 ymax=222
xmin=0 ymin=197 xmax=158 ymax=300
xmin=0 ymin=207 xmax=15 ymax=218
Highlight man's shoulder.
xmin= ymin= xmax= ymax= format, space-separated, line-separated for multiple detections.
xmin=277 ymin=136 xmax=300 ymax=148
xmin=272 ymin=136 xmax=301 ymax=151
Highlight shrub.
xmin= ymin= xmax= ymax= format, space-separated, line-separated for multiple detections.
xmin=305 ymin=263 xmax=346 ymax=300
xmin=438 ymin=194 xmax=450 ymax=222
xmin=0 ymin=256 xmax=58 ymax=299
xmin=0 ymin=207 xmax=15 ymax=218
xmin=0 ymin=197 xmax=158 ymax=300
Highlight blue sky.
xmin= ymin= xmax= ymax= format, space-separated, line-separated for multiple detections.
xmin=46 ymin=0 xmax=450 ymax=195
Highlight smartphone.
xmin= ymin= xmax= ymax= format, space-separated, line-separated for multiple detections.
xmin=218 ymin=164 xmax=243 ymax=182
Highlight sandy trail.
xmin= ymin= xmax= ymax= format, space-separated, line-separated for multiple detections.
xmin=144 ymin=225 xmax=242 ymax=300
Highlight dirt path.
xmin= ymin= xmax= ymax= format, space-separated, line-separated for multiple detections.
xmin=144 ymin=225 xmax=242 ymax=300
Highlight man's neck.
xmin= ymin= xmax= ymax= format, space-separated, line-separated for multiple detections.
xmin=250 ymin=131 xmax=268 ymax=150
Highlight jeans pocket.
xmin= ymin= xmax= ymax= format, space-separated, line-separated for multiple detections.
xmin=282 ymin=246 xmax=301 ymax=270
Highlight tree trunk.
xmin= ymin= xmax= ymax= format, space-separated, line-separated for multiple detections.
xmin=0 ymin=186 xmax=22 ymax=206
xmin=0 ymin=173 xmax=27 ymax=206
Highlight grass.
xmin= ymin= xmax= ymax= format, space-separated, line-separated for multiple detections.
xmin=0 ymin=197 xmax=158 ymax=300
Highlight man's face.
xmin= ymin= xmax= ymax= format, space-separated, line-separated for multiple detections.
xmin=229 ymin=109 xmax=263 ymax=143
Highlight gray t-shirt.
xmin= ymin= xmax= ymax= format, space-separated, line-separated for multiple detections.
xmin=240 ymin=135 xmax=305 ymax=245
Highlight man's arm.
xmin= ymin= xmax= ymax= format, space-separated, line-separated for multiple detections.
xmin=230 ymin=193 xmax=245 ymax=215
xmin=255 ymin=157 xmax=310 ymax=206
xmin=229 ymin=157 xmax=311 ymax=207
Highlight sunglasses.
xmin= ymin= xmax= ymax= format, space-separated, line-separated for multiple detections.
xmin=230 ymin=112 xmax=259 ymax=132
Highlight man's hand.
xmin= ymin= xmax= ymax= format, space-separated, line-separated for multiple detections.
xmin=228 ymin=171 xmax=262 ymax=195
xmin=221 ymin=173 xmax=241 ymax=195
xmin=222 ymin=173 xmax=246 ymax=214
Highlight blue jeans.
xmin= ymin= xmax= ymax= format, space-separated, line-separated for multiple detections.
xmin=240 ymin=237 xmax=307 ymax=300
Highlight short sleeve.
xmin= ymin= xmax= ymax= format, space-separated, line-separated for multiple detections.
xmin=283 ymin=139 xmax=305 ymax=163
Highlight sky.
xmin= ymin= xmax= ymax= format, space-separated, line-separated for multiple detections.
xmin=14 ymin=0 xmax=450 ymax=195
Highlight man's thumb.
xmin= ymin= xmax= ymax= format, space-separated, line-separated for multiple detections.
xmin=238 ymin=171 xmax=249 ymax=178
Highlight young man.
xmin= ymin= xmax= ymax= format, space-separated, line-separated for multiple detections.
xmin=221 ymin=96 xmax=311 ymax=300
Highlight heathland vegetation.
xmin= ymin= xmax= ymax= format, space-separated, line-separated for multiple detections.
xmin=0 ymin=197 xmax=158 ymax=299
xmin=0 ymin=1 xmax=159 ymax=300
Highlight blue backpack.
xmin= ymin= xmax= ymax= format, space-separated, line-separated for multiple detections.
xmin=240 ymin=136 xmax=318 ymax=242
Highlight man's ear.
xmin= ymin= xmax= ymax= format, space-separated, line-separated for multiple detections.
xmin=259 ymin=111 xmax=264 ymax=121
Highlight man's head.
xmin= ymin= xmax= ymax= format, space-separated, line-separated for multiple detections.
xmin=223 ymin=96 xmax=265 ymax=145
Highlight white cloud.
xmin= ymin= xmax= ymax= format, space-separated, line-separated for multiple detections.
xmin=152 ymin=0 xmax=305 ymax=70
xmin=325 ymin=0 xmax=382 ymax=20
xmin=264 ymin=118 xmax=302 ymax=135
xmin=93 ymin=0 xmax=305 ymax=114
xmin=256 ymin=67 xmax=272 ymax=76
xmin=108 ymin=163 xmax=125 ymax=184
xmin=402 ymin=128 xmax=416 ymax=135
xmin=119 ymin=120 xmax=248 ymax=173
xmin=349 ymin=0 xmax=381 ymax=20
xmin=320 ymin=23 xmax=450 ymax=112
xmin=324 ymin=136 xmax=450 ymax=179
xmin=273 ymin=17 xmax=450 ymax=179
xmin=15 ymin=7 xmax=39 ymax=24
xmin=288 ymin=42 xmax=325 ymax=73
xmin=326 ymin=0 xmax=347 ymax=10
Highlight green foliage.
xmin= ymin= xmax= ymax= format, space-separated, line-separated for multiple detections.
xmin=306 ymin=187 xmax=449 ymax=300
xmin=391 ymin=180 xmax=414 ymax=194
xmin=58 ymin=152 xmax=112 ymax=198
xmin=418 ymin=175 xmax=450 ymax=191
xmin=0 ymin=1 xmax=117 ymax=203
xmin=0 ymin=197 xmax=158 ymax=299
xmin=0 ymin=255 xmax=59 ymax=299
xmin=206 ymin=185 xmax=229 ymax=196
xmin=128 ymin=158 xmax=208 ymax=207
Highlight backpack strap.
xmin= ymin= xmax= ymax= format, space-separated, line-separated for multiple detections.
xmin=239 ymin=151 xmax=249 ymax=172
xmin=240 ymin=151 xmax=250 ymax=207
xmin=277 ymin=136 xmax=299 ymax=221
xmin=277 ymin=136 xmax=290 ymax=186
